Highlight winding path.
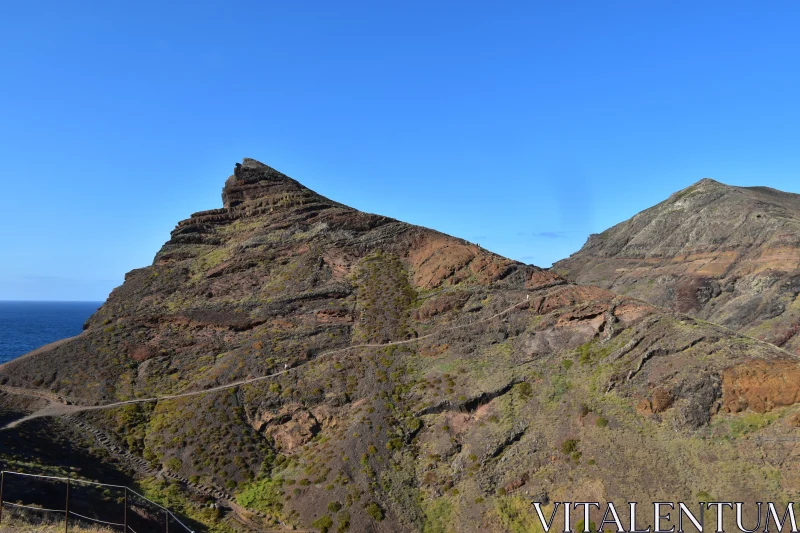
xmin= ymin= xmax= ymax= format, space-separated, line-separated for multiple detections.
xmin=1 ymin=296 xmax=531 ymax=429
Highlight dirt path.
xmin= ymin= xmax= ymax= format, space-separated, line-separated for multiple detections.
xmin=0 ymin=332 xmax=86 ymax=371
xmin=0 ymin=384 xmax=65 ymax=403
xmin=1 ymin=297 xmax=530 ymax=429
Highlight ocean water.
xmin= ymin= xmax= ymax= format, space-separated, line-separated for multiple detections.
xmin=0 ymin=301 xmax=102 ymax=364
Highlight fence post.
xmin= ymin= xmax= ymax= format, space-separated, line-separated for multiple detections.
xmin=165 ymin=509 xmax=169 ymax=533
xmin=123 ymin=488 xmax=128 ymax=532
xmin=0 ymin=471 xmax=5 ymax=525
xmin=65 ymin=478 xmax=70 ymax=533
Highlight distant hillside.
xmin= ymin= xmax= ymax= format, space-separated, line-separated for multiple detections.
xmin=554 ymin=178 xmax=800 ymax=354
xmin=3 ymin=162 xmax=800 ymax=532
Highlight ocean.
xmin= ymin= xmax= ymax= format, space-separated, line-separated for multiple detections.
xmin=0 ymin=301 xmax=103 ymax=365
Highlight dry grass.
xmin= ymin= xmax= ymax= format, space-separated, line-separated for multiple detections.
xmin=0 ymin=513 xmax=116 ymax=533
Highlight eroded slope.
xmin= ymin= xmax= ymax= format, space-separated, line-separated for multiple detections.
xmin=554 ymin=178 xmax=800 ymax=354
xmin=2 ymin=163 xmax=800 ymax=533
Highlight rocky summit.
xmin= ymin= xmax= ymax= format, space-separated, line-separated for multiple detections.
xmin=554 ymin=178 xmax=800 ymax=355
xmin=2 ymin=162 xmax=800 ymax=533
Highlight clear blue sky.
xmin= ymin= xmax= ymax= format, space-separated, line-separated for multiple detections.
xmin=2 ymin=1 xmax=799 ymax=301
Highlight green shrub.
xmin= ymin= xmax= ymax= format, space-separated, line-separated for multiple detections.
xmin=577 ymin=342 xmax=593 ymax=364
xmin=337 ymin=510 xmax=351 ymax=532
xmin=312 ymin=515 xmax=334 ymax=533
xmin=696 ymin=490 xmax=712 ymax=501
xmin=728 ymin=412 xmax=779 ymax=438
xmin=561 ymin=439 xmax=579 ymax=454
xmin=237 ymin=477 xmax=284 ymax=515
xmin=494 ymin=495 xmax=544 ymax=533
xmin=406 ymin=417 xmax=422 ymax=432
xmin=517 ymin=381 xmax=533 ymax=398
xmin=365 ymin=502 xmax=384 ymax=521
xmin=423 ymin=499 xmax=453 ymax=533
xmin=165 ymin=457 xmax=182 ymax=472
xmin=386 ymin=438 xmax=403 ymax=451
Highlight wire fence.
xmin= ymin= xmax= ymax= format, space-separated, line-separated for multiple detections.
xmin=0 ymin=471 xmax=195 ymax=533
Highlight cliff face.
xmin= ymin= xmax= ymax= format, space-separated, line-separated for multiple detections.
xmin=4 ymin=159 xmax=549 ymax=402
xmin=554 ymin=178 xmax=800 ymax=354
xmin=2 ymin=162 xmax=800 ymax=533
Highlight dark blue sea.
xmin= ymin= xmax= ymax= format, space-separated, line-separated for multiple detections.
xmin=0 ymin=301 xmax=102 ymax=365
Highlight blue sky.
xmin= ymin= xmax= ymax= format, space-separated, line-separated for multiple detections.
xmin=1 ymin=1 xmax=799 ymax=301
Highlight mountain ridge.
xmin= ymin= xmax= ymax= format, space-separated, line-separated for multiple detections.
xmin=554 ymin=177 xmax=800 ymax=353
xmin=2 ymin=161 xmax=800 ymax=532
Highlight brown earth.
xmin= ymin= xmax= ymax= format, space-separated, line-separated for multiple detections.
xmin=721 ymin=359 xmax=800 ymax=413
xmin=2 ymin=161 xmax=800 ymax=533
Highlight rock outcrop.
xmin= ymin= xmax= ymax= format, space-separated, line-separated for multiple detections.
xmin=554 ymin=178 xmax=800 ymax=354
xmin=2 ymin=162 xmax=800 ymax=532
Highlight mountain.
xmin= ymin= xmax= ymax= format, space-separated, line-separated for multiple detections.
xmin=554 ymin=178 xmax=800 ymax=354
xmin=2 ymin=161 xmax=800 ymax=533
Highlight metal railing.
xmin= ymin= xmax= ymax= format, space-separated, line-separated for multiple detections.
xmin=0 ymin=470 xmax=195 ymax=533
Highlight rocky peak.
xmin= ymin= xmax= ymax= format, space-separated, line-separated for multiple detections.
xmin=233 ymin=158 xmax=290 ymax=184
xmin=222 ymin=158 xmax=318 ymax=209
xmin=554 ymin=178 xmax=800 ymax=353
xmin=664 ymin=177 xmax=729 ymax=205
xmin=4 ymin=160 xmax=800 ymax=533
xmin=693 ymin=177 xmax=724 ymax=187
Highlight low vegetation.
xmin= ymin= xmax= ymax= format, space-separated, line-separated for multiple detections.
xmin=3 ymin=161 xmax=800 ymax=531
xmin=0 ymin=514 xmax=115 ymax=533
